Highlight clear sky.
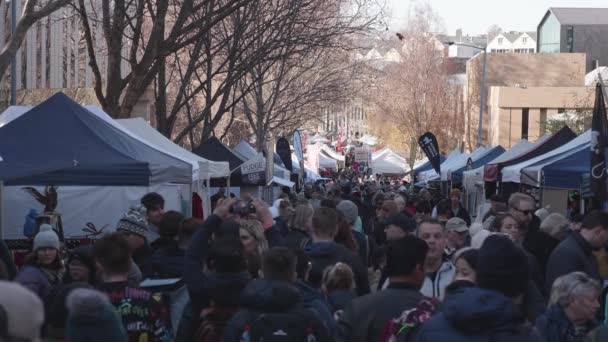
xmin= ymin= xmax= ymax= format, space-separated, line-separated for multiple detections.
xmin=387 ymin=0 xmax=608 ymax=35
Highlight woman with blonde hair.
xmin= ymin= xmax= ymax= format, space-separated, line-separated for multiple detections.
xmin=322 ymin=262 xmax=355 ymax=320
xmin=284 ymin=204 xmax=314 ymax=248
xmin=239 ymin=219 xmax=269 ymax=278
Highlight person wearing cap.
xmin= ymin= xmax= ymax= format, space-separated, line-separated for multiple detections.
xmin=15 ymin=223 xmax=65 ymax=301
xmin=0 ymin=280 xmax=45 ymax=342
xmin=416 ymin=235 xmax=538 ymax=341
xmin=449 ymin=189 xmax=471 ymax=226
xmin=445 ymin=217 xmax=470 ymax=256
xmin=384 ymin=214 xmax=416 ymax=241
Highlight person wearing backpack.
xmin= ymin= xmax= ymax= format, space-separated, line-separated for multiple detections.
xmin=305 ymin=207 xmax=370 ymax=296
xmin=223 ymin=247 xmax=332 ymax=342
xmin=336 ymin=236 xmax=430 ymax=342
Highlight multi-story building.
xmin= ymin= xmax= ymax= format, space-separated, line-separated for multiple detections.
xmin=486 ymin=31 xmax=537 ymax=54
xmin=537 ymin=7 xmax=608 ymax=71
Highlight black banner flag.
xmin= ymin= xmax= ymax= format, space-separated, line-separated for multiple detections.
xmin=591 ymin=83 xmax=608 ymax=203
xmin=418 ymin=132 xmax=441 ymax=175
xmin=276 ymin=137 xmax=293 ymax=172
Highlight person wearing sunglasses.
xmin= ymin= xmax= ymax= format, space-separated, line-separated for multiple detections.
xmin=545 ymin=211 xmax=608 ymax=296
xmin=508 ymin=192 xmax=559 ymax=276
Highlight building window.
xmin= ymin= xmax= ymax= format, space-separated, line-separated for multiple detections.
xmin=522 ymin=108 xmax=529 ymax=140
xmin=522 ymin=37 xmax=528 ymax=44
xmin=498 ymin=38 xmax=503 ymax=45
xmin=538 ymin=13 xmax=561 ymax=53
xmin=567 ymin=26 xmax=574 ymax=52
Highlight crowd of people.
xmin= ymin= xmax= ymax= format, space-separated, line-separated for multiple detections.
xmin=1 ymin=180 xmax=608 ymax=342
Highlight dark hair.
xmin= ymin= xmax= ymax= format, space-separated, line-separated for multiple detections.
xmin=386 ymin=236 xmax=428 ymax=277
xmin=25 ymin=250 xmax=63 ymax=270
xmin=312 ymin=207 xmax=338 ymax=237
xmin=435 ymin=199 xmax=451 ymax=217
xmin=491 ymin=213 xmax=518 ymax=232
xmin=581 ymin=211 xmax=608 ymax=230
xmin=334 ymin=211 xmax=358 ymax=252
xmin=180 ymin=218 xmax=201 ymax=243
xmin=141 ymin=192 xmax=165 ymax=211
xmin=207 ymin=237 xmax=247 ymax=273
xmin=415 ymin=201 xmax=431 ymax=214
xmin=262 ymin=247 xmax=296 ymax=282
xmin=159 ymin=211 xmax=184 ymax=238
xmin=320 ymin=198 xmax=336 ymax=209
xmin=455 ymin=248 xmax=479 ymax=271
xmin=294 ymin=249 xmax=310 ymax=280
xmin=93 ymin=233 xmax=131 ymax=275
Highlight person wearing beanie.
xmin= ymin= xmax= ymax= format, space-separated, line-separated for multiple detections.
xmin=337 ymin=200 xmax=372 ymax=266
xmin=15 ymin=224 xmax=65 ymax=301
xmin=116 ymin=205 xmax=151 ymax=283
xmin=0 ymin=280 xmax=45 ymax=342
xmin=416 ymin=235 xmax=538 ymax=342
xmin=65 ymin=288 xmax=127 ymax=342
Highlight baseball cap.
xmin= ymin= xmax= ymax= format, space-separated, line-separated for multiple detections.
xmin=445 ymin=217 xmax=468 ymax=233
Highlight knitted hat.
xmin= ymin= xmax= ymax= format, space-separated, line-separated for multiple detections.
xmin=477 ymin=234 xmax=529 ymax=297
xmin=116 ymin=205 xmax=148 ymax=237
xmin=65 ymin=288 xmax=127 ymax=342
xmin=336 ymin=200 xmax=358 ymax=225
xmin=0 ymin=280 xmax=44 ymax=341
xmin=33 ymin=223 xmax=60 ymax=250
xmin=385 ymin=214 xmax=416 ymax=233
xmin=445 ymin=217 xmax=468 ymax=232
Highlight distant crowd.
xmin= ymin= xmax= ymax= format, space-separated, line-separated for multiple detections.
xmin=0 ymin=179 xmax=607 ymax=342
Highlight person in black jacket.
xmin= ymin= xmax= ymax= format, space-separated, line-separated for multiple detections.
xmin=509 ymin=192 xmax=559 ymax=273
xmin=336 ymin=236 xmax=429 ymax=342
xmin=545 ymin=211 xmax=608 ymax=295
xmin=223 ymin=247 xmax=331 ymax=342
xmin=305 ymin=207 xmax=371 ymax=296
xmin=448 ymin=189 xmax=471 ymax=226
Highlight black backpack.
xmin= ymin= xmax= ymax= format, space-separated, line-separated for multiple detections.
xmin=239 ymin=309 xmax=320 ymax=342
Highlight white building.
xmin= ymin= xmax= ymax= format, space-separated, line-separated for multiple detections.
xmin=444 ymin=29 xmax=487 ymax=59
xmin=486 ymin=31 xmax=537 ymax=53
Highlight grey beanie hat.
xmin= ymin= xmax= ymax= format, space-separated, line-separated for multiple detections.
xmin=33 ymin=223 xmax=60 ymax=250
xmin=116 ymin=205 xmax=148 ymax=237
xmin=336 ymin=200 xmax=359 ymax=225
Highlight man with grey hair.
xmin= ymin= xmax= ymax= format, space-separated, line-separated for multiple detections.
xmin=508 ymin=192 xmax=559 ymax=274
xmin=536 ymin=271 xmax=601 ymax=342
xmin=545 ymin=211 xmax=608 ymax=295
xmin=540 ymin=213 xmax=571 ymax=241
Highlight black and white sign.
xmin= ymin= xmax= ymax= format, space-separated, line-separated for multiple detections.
xmin=418 ymin=132 xmax=441 ymax=175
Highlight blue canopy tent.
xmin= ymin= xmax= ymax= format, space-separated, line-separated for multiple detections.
xmin=410 ymin=156 xmax=446 ymax=178
xmin=540 ymin=147 xmax=590 ymax=189
xmin=0 ymin=93 xmax=192 ymax=186
xmin=450 ymin=146 xmax=506 ymax=182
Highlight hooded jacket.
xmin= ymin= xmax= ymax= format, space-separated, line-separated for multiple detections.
xmin=295 ymin=279 xmax=336 ymax=331
xmin=305 ymin=241 xmax=370 ymax=296
xmin=223 ymin=279 xmax=331 ymax=342
xmin=415 ymin=287 xmax=539 ymax=342
xmin=535 ymin=304 xmax=598 ymax=342
xmin=420 ymin=260 xmax=456 ymax=301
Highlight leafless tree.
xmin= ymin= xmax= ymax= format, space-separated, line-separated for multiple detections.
xmin=0 ymin=0 xmax=71 ymax=84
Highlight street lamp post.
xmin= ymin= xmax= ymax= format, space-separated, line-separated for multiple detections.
xmin=9 ymin=0 xmax=17 ymax=106
xmin=448 ymin=42 xmax=487 ymax=148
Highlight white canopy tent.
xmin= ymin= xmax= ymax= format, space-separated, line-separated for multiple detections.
xmin=440 ymin=147 xmax=488 ymax=181
xmin=309 ymin=134 xmax=330 ymax=144
xmin=462 ymin=139 xmax=533 ymax=192
xmin=319 ymin=144 xmax=345 ymax=162
xmin=319 ymin=150 xmax=339 ymax=170
xmin=118 ymin=118 xmax=229 ymax=180
xmin=372 ymin=149 xmax=409 ymax=175
xmin=501 ymin=131 xmax=591 ymax=184
xmin=233 ymin=140 xmax=293 ymax=183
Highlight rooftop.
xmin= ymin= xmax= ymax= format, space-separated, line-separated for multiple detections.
xmin=549 ymin=7 xmax=608 ymax=25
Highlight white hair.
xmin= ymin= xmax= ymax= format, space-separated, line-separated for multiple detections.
xmin=549 ymin=272 xmax=601 ymax=307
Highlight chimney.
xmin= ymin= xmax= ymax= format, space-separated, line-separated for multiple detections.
xmin=456 ymin=28 xmax=463 ymax=42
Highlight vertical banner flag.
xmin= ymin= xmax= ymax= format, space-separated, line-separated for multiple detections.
xmin=418 ymin=132 xmax=441 ymax=175
xmin=276 ymin=137 xmax=292 ymax=171
xmin=591 ymin=83 xmax=608 ymax=203
xmin=293 ymin=130 xmax=304 ymax=163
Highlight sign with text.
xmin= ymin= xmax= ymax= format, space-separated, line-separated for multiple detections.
xmin=240 ymin=155 xmax=266 ymax=185
xmin=418 ymin=132 xmax=441 ymax=175
xmin=354 ymin=147 xmax=370 ymax=162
